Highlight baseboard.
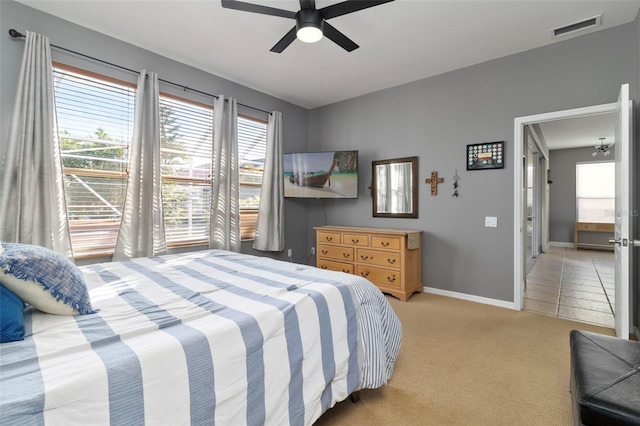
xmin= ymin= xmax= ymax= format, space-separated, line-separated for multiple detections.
xmin=548 ymin=241 xmax=574 ymax=248
xmin=423 ymin=286 xmax=517 ymax=310
xmin=634 ymin=326 xmax=640 ymax=341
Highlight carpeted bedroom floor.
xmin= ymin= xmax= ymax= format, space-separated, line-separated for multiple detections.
xmin=315 ymin=292 xmax=614 ymax=426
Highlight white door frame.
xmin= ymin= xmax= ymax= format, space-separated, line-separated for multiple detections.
xmin=513 ymin=103 xmax=617 ymax=310
xmin=527 ymin=126 xmax=550 ymax=253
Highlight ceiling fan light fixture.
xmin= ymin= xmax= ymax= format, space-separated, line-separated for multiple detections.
xmin=297 ymin=26 xmax=323 ymax=43
xmin=296 ymin=9 xmax=323 ymax=43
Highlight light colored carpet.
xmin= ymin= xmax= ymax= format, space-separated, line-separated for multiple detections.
xmin=315 ymin=292 xmax=614 ymax=425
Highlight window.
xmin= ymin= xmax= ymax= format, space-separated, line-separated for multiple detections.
xmin=159 ymin=94 xmax=213 ymax=247
xmin=158 ymin=95 xmax=267 ymax=246
xmin=576 ymin=162 xmax=615 ymax=223
xmin=237 ymin=114 xmax=267 ymax=239
xmin=53 ymin=64 xmax=267 ymax=258
xmin=54 ymin=64 xmax=134 ymax=258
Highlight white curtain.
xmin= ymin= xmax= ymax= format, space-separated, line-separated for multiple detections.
xmin=0 ymin=31 xmax=73 ymax=259
xmin=402 ymin=162 xmax=413 ymax=212
xmin=253 ymin=111 xmax=284 ymax=251
xmin=209 ymin=96 xmax=240 ymax=252
xmin=113 ymin=70 xmax=166 ymax=260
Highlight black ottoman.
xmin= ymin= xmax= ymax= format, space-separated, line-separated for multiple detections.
xmin=570 ymin=330 xmax=640 ymax=425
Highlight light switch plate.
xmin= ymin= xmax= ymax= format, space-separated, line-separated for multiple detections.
xmin=485 ymin=216 xmax=498 ymax=228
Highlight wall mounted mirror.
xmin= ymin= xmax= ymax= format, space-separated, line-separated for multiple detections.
xmin=371 ymin=156 xmax=418 ymax=218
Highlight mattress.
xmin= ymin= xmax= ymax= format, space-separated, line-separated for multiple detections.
xmin=0 ymin=249 xmax=402 ymax=425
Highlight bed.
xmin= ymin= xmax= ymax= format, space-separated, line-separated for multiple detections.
xmin=0 ymin=247 xmax=402 ymax=425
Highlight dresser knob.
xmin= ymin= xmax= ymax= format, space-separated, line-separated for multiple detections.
xmin=360 ymin=255 xmax=369 ymax=260
xmin=352 ymin=239 xmax=359 ymax=244
xmin=361 ymin=271 xmax=370 ymax=277
xmin=326 ymin=237 xmax=333 ymax=241
xmin=343 ymin=253 xmax=350 ymax=258
xmin=387 ymin=258 xmax=396 ymax=264
xmin=321 ymin=265 xmax=327 ymax=269
xmin=381 ymin=241 xmax=390 ymax=247
xmin=387 ymin=275 xmax=396 ymax=282
xmin=322 ymin=250 xmax=328 ymax=255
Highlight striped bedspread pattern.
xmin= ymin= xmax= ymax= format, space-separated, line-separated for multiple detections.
xmin=0 ymin=250 xmax=401 ymax=425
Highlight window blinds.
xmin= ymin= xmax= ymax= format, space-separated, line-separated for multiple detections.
xmin=53 ymin=64 xmax=267 ymax=257
xmin=54 ymin=64 xmax=134 ymax=257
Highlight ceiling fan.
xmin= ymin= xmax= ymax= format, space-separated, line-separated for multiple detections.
xmin=221 ymin=0 xmax=395 ymax=53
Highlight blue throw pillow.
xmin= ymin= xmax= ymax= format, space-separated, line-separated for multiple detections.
xmin=0 ymin=242 xmax=96 ymax=315
xmin=0 ymin=285 xmax=25 ymax=343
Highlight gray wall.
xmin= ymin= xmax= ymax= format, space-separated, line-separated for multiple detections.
xmin=309 ymin=23 xmax=636 ymax=304
xmin=0 ymin=0 xmax=311 ymax=263
xmin=548 ymin=146 xmax=616 ymax=244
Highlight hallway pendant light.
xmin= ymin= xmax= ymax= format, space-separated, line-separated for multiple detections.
xmin=296 ymin=9 xmax=323 ymax=43
xmin=592 ymin=138 xmax=610 ymax=157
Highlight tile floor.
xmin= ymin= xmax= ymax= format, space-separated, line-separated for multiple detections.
xmin=524 ymin=246 xmax=615 ymax=329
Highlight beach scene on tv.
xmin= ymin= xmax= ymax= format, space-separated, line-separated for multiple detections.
xmin=284 ymin=150 xmax=358 ymax=198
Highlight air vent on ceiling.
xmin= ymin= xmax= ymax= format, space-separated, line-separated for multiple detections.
xmin=552 ymin=15 xmax=601 ymax=37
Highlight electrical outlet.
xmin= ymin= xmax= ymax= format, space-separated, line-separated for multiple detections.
xmin=287 ymin=249 xmax=292 ymax=257
xmin=311 ymin=247 xmax=315 ymax=255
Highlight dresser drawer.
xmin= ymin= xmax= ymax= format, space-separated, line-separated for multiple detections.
xmin=317 ymin=259 xmax=354 ymax=274
xmin=343 ymin=233 xmax=369 ymax=247
xmin=577 ymin=223 xmax=598 ymax=231
xmin=356 ymin=266 xmax=401 ymax=288
xmin=576 ymin=222 xmax=614 ymax=232
xmin=357 ymin=248 xmax=400 ymax=269
xmin=314 ymin=226 xmax=422 ymax=302
xmin=318 ymin=244 xmax=354 ymax=262
xmin=317 ymin=231 xmax=342 ymax=244
xmin=594 ymin=223 xmax=614 ymax=232
xmin=371 ymin=236 xmax=401 ymax=250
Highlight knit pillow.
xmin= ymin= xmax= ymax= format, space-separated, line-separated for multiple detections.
xmin=0 ymin=242 xmax=95 ymax=315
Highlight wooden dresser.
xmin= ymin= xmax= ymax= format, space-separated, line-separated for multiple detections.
xmin=314 ymin=226 xmax=423 ymax=301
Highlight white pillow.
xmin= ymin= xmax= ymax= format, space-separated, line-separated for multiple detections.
xmin=0 ymin=242 xmax=95 ymax=315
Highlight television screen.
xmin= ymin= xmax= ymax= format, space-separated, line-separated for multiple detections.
xmin=284 ymin=150 xmax=358 ymax=199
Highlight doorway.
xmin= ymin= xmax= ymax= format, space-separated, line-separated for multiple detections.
xmin=513 ymin=103 xmax=619 ymax=319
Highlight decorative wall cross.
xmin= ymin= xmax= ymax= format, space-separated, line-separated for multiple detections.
xmin=425 ymin=171 xmax=444 ymax=196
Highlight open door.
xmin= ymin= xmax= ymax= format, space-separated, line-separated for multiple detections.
xmin=612 ymin=83 xmax=632 ymax=339
xmin=514 ymin=94 xmax=628 ymax=318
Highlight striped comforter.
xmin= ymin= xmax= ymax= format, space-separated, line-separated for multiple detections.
xmin=0 ymin=250 xmax=402 ymax=425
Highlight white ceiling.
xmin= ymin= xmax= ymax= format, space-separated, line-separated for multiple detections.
xmin=15 ymin=0 xmax=638 ymax=150
xmin=15 ymin=0 xmax=640 ymax=111
xmin=536 ymin=112 xmax=616 ymax=151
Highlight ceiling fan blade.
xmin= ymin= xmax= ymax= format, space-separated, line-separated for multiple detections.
xmin=299 ymin=0 xmax=316 ymax=10
xmin=270 ymin=27 xmax=298 ymax=53
xmin=322 ymin=22 xmax=359 ymax=52
xmin=221 ymin=0 xmax=296 ymax=19
xmin=321 ymin=0 xmax=395 ymax=20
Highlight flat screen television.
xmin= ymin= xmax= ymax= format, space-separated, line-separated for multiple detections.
xmin=284 ymin=150 xmax=358 ymax=199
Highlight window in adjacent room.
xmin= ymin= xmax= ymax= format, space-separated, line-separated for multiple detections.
xmin=576 ymin=161 xmax=615 ymax=223
xmin=53 ymin=64 xmax=267 ymax=258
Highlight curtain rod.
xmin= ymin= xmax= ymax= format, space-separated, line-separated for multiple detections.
xmin=8 ymin=29 xmax=271 ymax=116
